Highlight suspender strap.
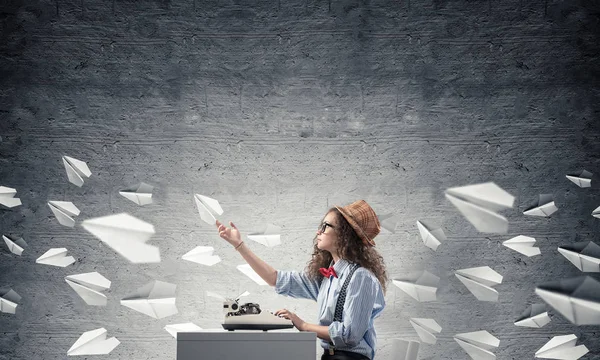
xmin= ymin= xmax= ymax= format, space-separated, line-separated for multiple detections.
xmin=334 ymin=264 xmax=360 ymax=322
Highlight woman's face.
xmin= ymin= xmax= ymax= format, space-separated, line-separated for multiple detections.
xmin=316 ymin=211 xmax=339 ymax=254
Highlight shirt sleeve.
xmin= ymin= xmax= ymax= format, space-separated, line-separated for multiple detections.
xmin=328 ymin=269 xmax=385 ymax=348
xmin=274 ymin=270 xmax=320 ymax=301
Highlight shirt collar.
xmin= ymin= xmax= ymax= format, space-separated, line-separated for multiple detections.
xmin=331 ymin=258 xmax=351 ymax=276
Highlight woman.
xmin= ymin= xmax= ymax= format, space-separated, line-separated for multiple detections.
xmin=216 ymin=200 xmax=387 ymax=360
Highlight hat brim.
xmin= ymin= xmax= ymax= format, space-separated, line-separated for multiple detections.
xmin=335 ymin=205 xmax=377 ymax=246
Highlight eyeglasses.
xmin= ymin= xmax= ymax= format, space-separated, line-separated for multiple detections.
xmin=318 ymin=221 xmax=335 ymax=234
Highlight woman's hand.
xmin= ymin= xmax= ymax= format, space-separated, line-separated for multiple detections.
xmin=216 ymin=220 xmax=242 ymax=248
xmin=274 ymin=309 xmax=306 ymax=331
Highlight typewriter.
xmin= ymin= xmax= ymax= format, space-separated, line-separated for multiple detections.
xmin=221 ymin=297 xmax=294 ymax=331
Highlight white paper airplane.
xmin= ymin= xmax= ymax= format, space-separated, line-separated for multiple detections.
xmin=0 ymin=186 xmax=21 ymax=208
xmin=379 ymin=213 xmax=400 ymax=234
xmin=121 ymin=280 xmax=178 ymax=319
xmin=558 ymin=241 xmax=600 ymax=272
xmin=391 ymin=339 xmax=420 ymax=360
xmin=524 ymin=194 xmax=558 ymax=217
xmin=592 ymin=206 xmax=600 ymax=219
xmin=194 ymin=194 xmax=224 ymax=225
xmin=65 ymin=272 xmax=111 ymax=306
xmin=409 ymin=318 xmax=442 ymax=344
xmin=247 ymin=224 xmax=281 ymax=247
xmin=535 ymin=275 xmax=600 ymax=325
xmin=454 ymin=330 xmax=499 ymax=360
xmin=566 ymin=170 xmax=592 ymax=188
xmin=392 ymin=271 xmax=439 ymax=302
xmin=81 ymin=213 xmax=160 ymax=264
xmin=36 ymin=248 xmax=76 ymax=267
xmin=416 ymin=220 xmax=446 ymax=251
xmin=514 ymin=303 xmax=551 ymax=328
xmin=164 ymin=323 xmax=203 ymax=339
xmin=503 ymin=235 xmax=540 ymax=257
xmin=237 ymin=264 xmax=268 ymax=286
xmin=456 ymin=266 xmax=503 ymax=302
xmin=67 ymin=328 xmax=120 ymax=356
xmin=0 ymin=288 xmax=21 ymax=314
xmin=182 ymin=246 xmax=221 ymax=266
xmin=445 ymin=182 xmax=515 ymax=234
xmin=119 ymin=182 xmax=154 ymax=206
xmin=2 ymin=235 xmax=27 ymax=256
xmin=62 ymin=155 xmax=92 ymax=187
xmin=535 ymin=334 xmax=589 ymax=360
xmin=48 ymin=201 xmax=80 ymax=227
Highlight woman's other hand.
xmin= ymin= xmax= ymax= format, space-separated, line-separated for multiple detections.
xmin=274 ymin=309 xmax=306 ymax=331
xmin=216 ymin=220 xmax=242 ymax=248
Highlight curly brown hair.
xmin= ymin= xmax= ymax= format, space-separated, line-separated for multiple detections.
xmin=306 ymin=208 xmax=388 ymax=294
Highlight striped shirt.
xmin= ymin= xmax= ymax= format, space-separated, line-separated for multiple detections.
xmin=275 ymin=259 xmax=385 ymax=359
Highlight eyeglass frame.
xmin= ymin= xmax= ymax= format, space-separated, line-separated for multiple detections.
xmin=318 ymin=221 xmax=335 ymax=234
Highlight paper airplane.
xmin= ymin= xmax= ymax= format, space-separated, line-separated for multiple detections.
xmin=379 ymin=213 xmax=400 ymax=234
xmin=247 ymin=224 xmax=281 ymax=247
xmin=36 ymin=248 xmax=76 ymax=267
xmin=503 ymin=235 xmax=540 ymax=257
xmin=558 ymin=241 xmax=600 ymax=272
xmin=81 ymin=213 xmax=160 ymax=264
xmin=514 ymin=303 xmax=551 ymax=328
xmin=535 ymin=334 xmax=589 ymax=360
xmin=67 ymin=328 xmax=120 ymax=356
xmin=0 ymin=186 xmax=21 ymax=208
xmin=445 ymin=182 xmax=515 ymax=234
xmin=391 ymin=339 xmax=420 ymax=360
xmin=524 ymin=194 xmax=558 ymax=217
xmin=121 ymin=280 xmax=178 ymax=319
xmin=62 ymin=155 xmax=92 ymax=187
xmin=392 ymin=271 xmax=439 ymax=302
xmin=409 ymin=318 xmax=442 ymax=344
xmin=119 ymin=182 xmax=154 ymax=206
xmin=2 ymin=235 xmax=27 ymax=256
xmin=65 ymin=272 xmax=111 ymax=306
xmin=592 ymin=206 xmax=600 ymax=219
xmin=416 ymin=220 xmax=446 ymax=251
xmin=194 ymin=194 xmax=223 ymax=225
xmin=535 ymin=275 xmax=600 ymax=325
xmin=456 ymin=266 xmax=503 ymax=302
xmin=182 ymin=246 xmax=221 ymax=266
xmin=454 ymin=330 xmax=499 ymax=360
xmin=0 ymin=287 xmax=21 ymax=314
xmin=164 ymin=323 xmax=203 ymax=339
xmin=237 ymin=264 xmax=268 ymax=286
xmin=48 ymin=201 xmax=80 ymax=227
xmin=566 ymin=170 xmax=592 ymax=188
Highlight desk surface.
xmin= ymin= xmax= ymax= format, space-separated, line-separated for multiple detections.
xmin=177 ymin=331 xmax=316 ymax=342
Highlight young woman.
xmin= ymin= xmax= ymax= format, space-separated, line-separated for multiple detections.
xmin=216 ymin=200 xmax=387 ymax=360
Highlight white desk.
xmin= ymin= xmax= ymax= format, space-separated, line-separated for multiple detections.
xmin=177 ymin=331 xmax=316 ymax=360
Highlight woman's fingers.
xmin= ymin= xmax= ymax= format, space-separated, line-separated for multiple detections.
xmin=230 ymin=221 xmax=237 ymax=229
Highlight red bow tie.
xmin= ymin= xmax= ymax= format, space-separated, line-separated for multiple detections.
xmin=319 ymin=266 xmax=338 ymax=278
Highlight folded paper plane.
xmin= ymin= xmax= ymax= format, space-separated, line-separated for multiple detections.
xmin=503 ymin=235 xmax=540 ymax=257
xmin=558 ymin=241 xmax=600 ymax=272
xmin=566 ymin=170 xmax=592 ymax=188
xmin=63 ymin=155 xmax=92 ymax=187
xmin=391 ymin=339 xmax=420 ymax=360
xmin=237 ymin=264 xmax=268 ymax=286
xmin=194 ymin=194 xmax=224 ymax=225
xmin=409 ymin=318 xmax=442 ymax=344
xmin=67 ymin=328 xmax=119 ymax=356
xmin=36 ymin=248 xmax=75 ymax=267
xmin=65 ymin=272 xmax=111 ymax=306
xmin=445 ymin=182 xmax=515 ymax=234
xmin=417 ymin=220 xmax=446 ymax=251
xmin=48 ymin=201 xmax=80 ymax=227
xmin=454 ymin=330 xmax=499 ymax=360
xmin=121 ymin=280 xmax=178 ymax=319
xmin=247 ymin=224 xmax=281 ymax=247
xmin=82 ymin=213 xmax=160 ymax=264
xmin=2 ymin=235 xmax=27 ymax=256
xmin=456 ymin=266 xmax=503 ymax=302
xmin=0 ymin=186 xmax=21 ymax=208
xmin=524 ymin=194 xmax=558 ymax=217
xmin=379 ymin=213 xmax=400 ymax=234
xmin=119 ymin=182 xmax=153 ymax=206
xmin=514 ymin=303 xmax=551 ymax=328
xmin=392 ymin=271 xmax=439 ymax=302
xmin=0 ymin=287 xmax=21 ymax=314
xmin=164 ymin=323 xmax=203 ymax=339
xmin=592 ymin=206 xmax=600 ymax=219
xmin=182 ymin=246 xmax=221 ymax=266
xmin=535 ymin=275 xmax=600 ymax=325
xmin=535 ymin=334 xmax=588 ymax=360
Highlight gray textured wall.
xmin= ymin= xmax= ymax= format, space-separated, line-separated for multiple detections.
xmin=1 ymin=0 xmax=600 ymax=359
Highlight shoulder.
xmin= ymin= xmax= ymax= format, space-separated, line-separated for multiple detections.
xmin=350 ymin=266 xmax=381 ymax=288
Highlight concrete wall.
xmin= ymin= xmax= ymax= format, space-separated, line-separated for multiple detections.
xmin=1 ymin=0 xmax=599 ymax=359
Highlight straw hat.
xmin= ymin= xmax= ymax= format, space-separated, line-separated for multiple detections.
xmin=335 ymin=200 xmax=381 ymax=246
